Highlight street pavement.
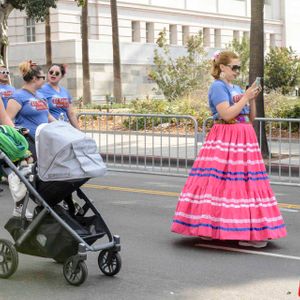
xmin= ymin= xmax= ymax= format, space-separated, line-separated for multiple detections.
xmin=0 ymin=171 xmax=299 ymax=300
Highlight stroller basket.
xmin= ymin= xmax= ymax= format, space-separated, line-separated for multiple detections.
xmin=5 ymin=205 xmax=106 ymax=263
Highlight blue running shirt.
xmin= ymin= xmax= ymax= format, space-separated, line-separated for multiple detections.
xmin=0 ymin=84 xmax=16 ymax=108
xmin=208 ymin=80 xmax=249 ymax=116
xmin=39 ymin=83 xmax=72 ymax=121
xmin=9 ymin=89 xmax=49 ymax=137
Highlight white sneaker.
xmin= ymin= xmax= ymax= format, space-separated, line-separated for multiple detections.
xmin=238 ymin=240 xmax=268 ymax=248
xmin=13 ymin=204 xmax=33 ymax=219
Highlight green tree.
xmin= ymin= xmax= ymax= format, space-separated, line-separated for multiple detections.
xmin=0 ymin=0 xmax=85 ymax=65
xmin=149 ymin=29 xmax=209 ymax=101
xmin=228 ymin=36 xmax=250 ymax=86
xmin=264 ymin=47 xmax=300 ymax=95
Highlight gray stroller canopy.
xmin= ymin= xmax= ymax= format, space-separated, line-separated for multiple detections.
xmin=36 ymin=121 xmax=106 ymax=181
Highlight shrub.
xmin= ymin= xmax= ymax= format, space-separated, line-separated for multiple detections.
xmin=264 ymin=47 xmax=300 ymax=94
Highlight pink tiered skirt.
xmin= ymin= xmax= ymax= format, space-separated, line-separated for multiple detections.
xmin=171 ymin=123 xmax=287 ymax=241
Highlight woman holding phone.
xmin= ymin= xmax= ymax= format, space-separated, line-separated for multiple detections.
xmin=171 ymin=51 xmax=287 ymax=248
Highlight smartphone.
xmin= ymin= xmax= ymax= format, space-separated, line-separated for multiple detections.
xmin=255 ymin=77 xmax=262 ymax=88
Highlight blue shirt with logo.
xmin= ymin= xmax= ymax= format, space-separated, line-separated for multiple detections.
xmin=0 ymin=84 xmax=16 ymax=108
xmin=39 ymin=83 xmax=72 ymax=121
xmin=208 ymin=80 xmax=249 ymax=117
xmin=9 ymin=89 xmax=49 ymax=137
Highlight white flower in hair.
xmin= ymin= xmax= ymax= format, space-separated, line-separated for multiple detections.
xmin=212 ymin=50 xmax=221 ymax=61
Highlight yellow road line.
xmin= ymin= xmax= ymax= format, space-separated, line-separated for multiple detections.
xmin=83 ymin=183 xmax=300 ymax=210
xmin=84 ymin=183 xmax=178 ymax=197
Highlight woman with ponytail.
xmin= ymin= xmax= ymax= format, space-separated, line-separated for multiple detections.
xmin=6 ymin=61 xmax=55 ymax=157
xmin=171 ymin=50 xmax=287 ymax=248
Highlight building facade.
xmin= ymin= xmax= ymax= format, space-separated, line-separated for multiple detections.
xmin=6 ymin=0 xmax=295 ymax=101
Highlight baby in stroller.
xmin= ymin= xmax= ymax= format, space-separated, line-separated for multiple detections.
xmin=0 ymin=121 xmax=121 ymax=286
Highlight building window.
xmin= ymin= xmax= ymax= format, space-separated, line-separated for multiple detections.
xmin=270 ymin=34 xmax=276 ymax=47
xmin=132 ymin=21 xmax=141 ymax=42
xmin=243 ymin=31 xmax=250 ymax=40
xmin=214 ymin=29 xmax=221 ymax=48
xmin=169 ymin=25 xmax=177 ymax=45
xmin=182 ymin=26 xmax=189 ymax=45
xmin=233 ymin=30 xmax=240 ymax=41
xmin=146 ymin=22 xmax=154 ymax=43
xmin=26 ymin=18 xmax=36 ymax=42
xmin=203 ymin=27 xmax=211 ymax=47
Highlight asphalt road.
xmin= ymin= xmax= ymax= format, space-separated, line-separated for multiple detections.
xmin=0 ymin=171 xmax=299 ymax=300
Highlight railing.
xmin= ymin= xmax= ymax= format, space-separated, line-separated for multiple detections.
xmin=78 ymin=112 xmax=300 ymax=186
xmin=202 ymin=116 xmax=300 ymax=186
xmin=255 ymin=117 xmax=300 ymax=186
xmin=78 ymin=112 xmax=199 ymax=176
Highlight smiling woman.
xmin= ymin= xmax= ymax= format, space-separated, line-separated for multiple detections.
xmin=0 ymin=64 xmax=16 ymax=108
xmin=38 ymin=63 xmax=79 ymax=129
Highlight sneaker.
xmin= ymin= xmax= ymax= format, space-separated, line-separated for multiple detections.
xmin=238 ymin=240 xmax=268 ymax=248
xmin=13 ymin=204 xmax=33 ymax=219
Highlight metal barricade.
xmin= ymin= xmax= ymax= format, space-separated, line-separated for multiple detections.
xmin=202 ymin=116 xmax=300 ymax=186
xmin=255 ymin=117 xmax=300 ymax=186
xmin=78 ymin=112 xmax=199 ymax=176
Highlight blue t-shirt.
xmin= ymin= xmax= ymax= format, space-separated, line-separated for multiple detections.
xmin=38 ymin=83 xmax=72 ymax=121
xmin=9 ymin=89 xmax=49 ymax=137
xmin=0 ymin=84 xmax=16 ymax=108
xmin=208 ymin=80 xmax=249 ymax=117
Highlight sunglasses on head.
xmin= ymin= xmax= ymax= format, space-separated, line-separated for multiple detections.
xmin=49 ymin=70 xmax=61 ymax=76
xmin=37 ymin=75 xmax=46 ymax=80
xmin=0 ymin=70 xmax=10 ymax=75
xmin=227 ymin=64 xmax=241 ymax=72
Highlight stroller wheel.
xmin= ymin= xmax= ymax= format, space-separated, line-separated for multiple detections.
xmin=63 ymin=256 xmax=88 ymax=286
xmin=98 ymin=250 xmax=122 ymax=276
xmin=0 ymin=239 xmax=19 ymax=279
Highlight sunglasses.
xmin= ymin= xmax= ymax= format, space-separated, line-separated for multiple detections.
xmin=37 ymin=75 xmax=46 ymax=80
xmin=0 ymin=70 xmax=10 ymax=75
xmin=227 ymin=64 xmax=241 ymax=72
xmin=49 ymin=70 xmax=61 ymax=76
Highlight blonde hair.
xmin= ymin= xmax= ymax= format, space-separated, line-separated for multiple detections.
xmin=211 ymin=51 xmax=239 ymax=79
xmin=19 ymin=60 xmax=42 ymax=82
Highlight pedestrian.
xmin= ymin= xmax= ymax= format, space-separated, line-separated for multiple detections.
xmin=6 ymin=60 xmax=55 ymax=158
xmin=0 ymin=93 xmax=16 ymax=192
xmin=171 ymin=50 xmax=287 ymax=248
xmin=39 ymin=63 xmax=80 ymax=214
xmin=0 ymin=64 xmax=16 ymax=108
xmin=39 ymin=63 xmax=79 ymax=129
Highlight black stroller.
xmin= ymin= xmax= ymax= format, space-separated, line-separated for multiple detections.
xmin=0 ymin=122 xmax=121 ymax=286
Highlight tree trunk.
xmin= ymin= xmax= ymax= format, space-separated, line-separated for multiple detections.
xmin=249 ymin=0 xmax=269 ymax=157
xmin=110 ymin=0 xmax=122 ymax=103
xmin=81 ymin=0 xmax=92 ymax=105
xmin=45 ymin=9 xmax=52 ymax=68
xmin=0 ymin=3 xmax=14 ymax=66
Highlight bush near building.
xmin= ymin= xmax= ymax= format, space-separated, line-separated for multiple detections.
xmin=264 ymin=47 xmax=300 ymax=95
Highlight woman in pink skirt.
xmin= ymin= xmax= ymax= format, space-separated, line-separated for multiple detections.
xmin=171 ymin=51 xmax=287 ymax=248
